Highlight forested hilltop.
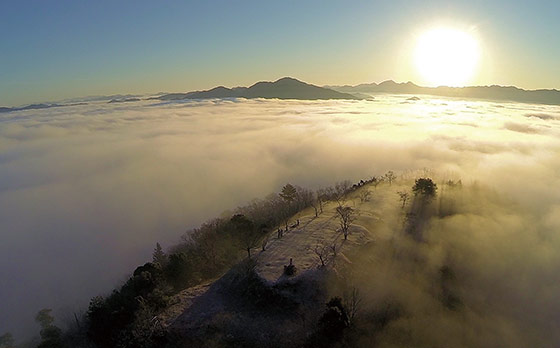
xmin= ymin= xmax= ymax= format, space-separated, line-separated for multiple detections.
xmin=4 ymin=170 xmax=547 ymax=347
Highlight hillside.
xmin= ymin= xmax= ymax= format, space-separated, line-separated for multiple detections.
xmin=159 ymin=179 xmax=403 ymax=346
xmin=157 ymin=77 xmax=361 ymax=101
xmin=328 ymin=80 xmax=560 ymax=105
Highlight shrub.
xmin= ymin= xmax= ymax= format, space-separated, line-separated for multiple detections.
xmin=283 ymin=258 xmax=297 ymax=276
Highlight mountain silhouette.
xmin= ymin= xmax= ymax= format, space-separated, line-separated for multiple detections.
xmin=327 ymin=80 xmax=560 ymax=105
xmin=0 ymin=103 xmax=65 ymax=113
xmin=157 ymin=77 xmax=360 ymax=101
xmin=0 ymin=102 xmax=95 ymax=113
xmin=108 ymin=97 xmax=141 ymax=103
xmin=4 ymin=79 xmax=559 ymax=112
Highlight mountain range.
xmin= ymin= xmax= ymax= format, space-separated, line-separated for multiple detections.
xmin=327 ymin=80 xmax=560 ymax=105
xmin=156 ymin=77 xmax=360 ymax=101
xmin=3 ymin=78 xmax=560 ymax=112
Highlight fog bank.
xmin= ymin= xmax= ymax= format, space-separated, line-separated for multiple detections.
xmin=1 ymin=96 xmax=559 ymax=340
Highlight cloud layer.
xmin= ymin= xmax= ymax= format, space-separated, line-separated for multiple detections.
xmin=1 ymin=96 xmax=559 ymax=340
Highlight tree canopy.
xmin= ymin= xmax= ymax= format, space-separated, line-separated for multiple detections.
xmin=279 ymin=183 xmax=297 ymax=202
xmin=412 ymin=178 xmax=437 ymax=197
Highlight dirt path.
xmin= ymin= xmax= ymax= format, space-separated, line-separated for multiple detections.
xmin=255 ymin=198 xmax=376 ymax=281
xmin=254 ymin=178 xmax=417 ymax=282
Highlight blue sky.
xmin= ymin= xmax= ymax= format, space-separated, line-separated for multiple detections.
xmin=1 ymin=0 xmax=559 ymax=106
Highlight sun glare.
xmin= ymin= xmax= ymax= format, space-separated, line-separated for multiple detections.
xmin=414 ymin=27 xmax=480 ymax=87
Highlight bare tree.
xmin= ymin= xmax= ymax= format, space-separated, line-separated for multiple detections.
xmin=371 ymin=176 xmax=382 ymax=190
xmin=241 ymin=230 xmax=261 ymax=258
xmin=343 ymin=287 xmax=363 ymax=324
xmin=281 ymin=203 xmax=292 ymax=230
xmin=334 ymin=180 xmax=351 ymax=206
xmin=330 ymin=240 xmax=341 ymax=261
xmin=336 ymin=206 xmax=356 ymax=240
xmin=316 ymin=188 xmax=328 ymax=213
xmin=231 ymin=214 xmax=260 ymax=258
xmin=307 ymin=187 xmax=330 ymax=217
xmin=397 ymin=191 xmax=410 ymax=209
xmin=310 ymin=193 xmax=320 ymax=217
xmin=385 ymin=171 xmax=397 ymax=186
xmin=295 ymin=186 xmax=314 ymax=211
xmin=359 ymin=189 xmax=372 ymax=202
xmin=313 ymin=242 xmax=331 ymax=267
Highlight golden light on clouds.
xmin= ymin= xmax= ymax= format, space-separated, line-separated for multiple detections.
xmin=414 ymin=27 xmax=480 ymax=87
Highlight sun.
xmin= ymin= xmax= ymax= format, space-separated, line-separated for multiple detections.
xmin=414 ymin=27 xmax=480 ymax=87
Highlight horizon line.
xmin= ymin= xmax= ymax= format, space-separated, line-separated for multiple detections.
xmin=2 ymin=77 xmax=559 ymax=108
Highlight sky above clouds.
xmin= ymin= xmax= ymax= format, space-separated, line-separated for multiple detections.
xmin=1 ymin=0 xmax=560 ymax=106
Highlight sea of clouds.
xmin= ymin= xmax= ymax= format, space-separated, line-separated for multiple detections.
xmin=1 ymin=95 xmax=559 ymax=340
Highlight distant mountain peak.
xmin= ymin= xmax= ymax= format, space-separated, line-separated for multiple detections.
xmin=275 ymin=77 xmax=302 ymax=83
xmin=247 ymin=77 xmax=307 ymax=89
xmin=379 ymin=80 xmax=397 ymax=86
